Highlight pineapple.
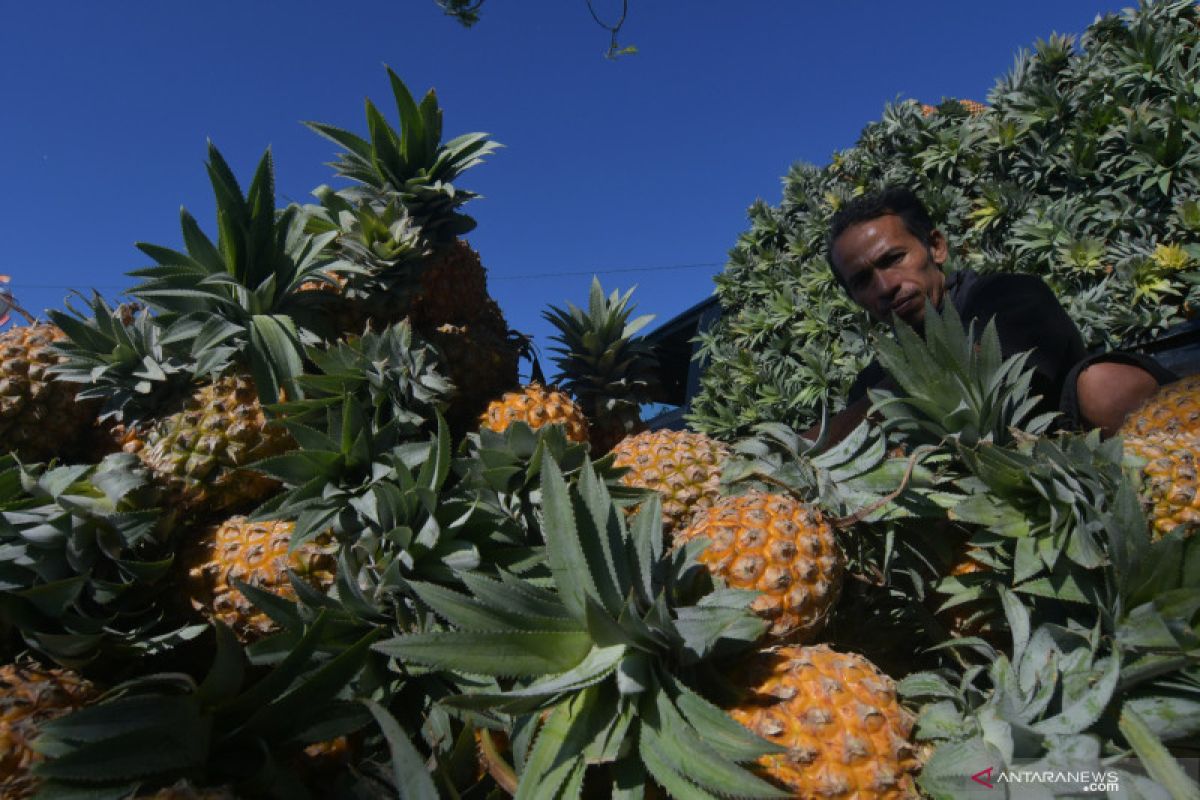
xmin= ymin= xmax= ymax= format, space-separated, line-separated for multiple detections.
xmin=48 ymin=292 xmax=194 ymax=462
xmin=543 ymin=278 xmax=660 ymax=453
xmin=1122 ymin=433 xmax=1200 ymax=538
xmin=428 ymin=297 xmax=521 ymax=430
xmin=0 ymin=322 xmax=95 ymax=463
xmin=1114 ymin=378 xmax=1200 ymax=538
xmin=609 ymin=429 xmax=730 ymax=537
xmin=479 ymin=382 xmax=589 ymax=443
xmin=676 ymin=491 xmax=843 ymax=643
xmin=1119 ymin=374 xmax=1200 ymax=438
xmin=125 ymin=144 xmax=333 ymax=511
xmin=136 ymin=375 xmax=294 ymax=514
xmin=183 ymin=516 xmax=337 ymax=640
xmin=727 ymin=645 xmax=919 ymax=799
xmin=304 ymin=70 xmax=519 ymax=425
xmin=0 ymin=662 xmax=97 ymax=799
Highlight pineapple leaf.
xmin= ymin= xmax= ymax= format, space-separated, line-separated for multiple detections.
xmin=362 ymin=699 xmax=440 ymax=800
xmin=374 ymin=630 xmax=593 ymax=676
xmin=513 ymin=701 xmax=578 ymax=800
xmin=461 ymin=571 xmax=572 ymax=621
xmin=663 ymin=674 xmax=785 ymax=761
xmin=646 ymin=690 xmax=789 ymax=798
xmin=240 ymin=628 xmax=377 ymax=741
xmin=195 ymin=621 xmax=246 ymax=705
xmin=407 ymin=579 xmax=580 ymax=633
xmin=539 ymin=453 xmax=602 ymax=620
xmin=33 ymin=723 xmax=208 ymax=782
xmin=637 ymin=726 xmax=726 ymax=800
xmin=447 ymin=644 xmax=625 ymax=714
xmin=386 ymin=67 xmax=426 ymax=167
xmin=1118 ymin=707 xmax=1200 ymax=800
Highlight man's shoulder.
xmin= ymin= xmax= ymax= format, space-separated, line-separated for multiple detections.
xmin=950 ymin=269 xmax=1059 ymax=314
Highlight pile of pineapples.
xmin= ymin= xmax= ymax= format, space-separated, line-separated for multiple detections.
xmin=2 ymin=70 xmax=1199 ymax=800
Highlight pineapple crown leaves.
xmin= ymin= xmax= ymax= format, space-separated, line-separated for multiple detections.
xmin=0 ymin=454 xmax=191 ymax=666
xmin=456 ymin=421 xmax=635 ymax=546
xmin=374 ymin=455 xmax=787 ymax=799
xmin=542 ymin=277 xmax=661 ymax=417
xmin=305 ymin=67 xmax=500 ymax=240
xmin=903 ymin=588 xmax=1200 ymax=799
xmin=725 ymin=419 xmax=952 ymax=522
xmin=304 ymin=187 xmax=429 ymax=284
xmin=272 ymin=320 xmax=452 ymax=431
xmin=943 ymin=432 xmax=1144 ymax=618
xmin=31 ymin=616 xmax=377 ymax=799
xmin=128 ymin=143 xmax=339 ymax=403
xmin=47 ymin=291 xmax=196 ymax=424
xmin=868 ymin=301 xmax=1057 ymax=450
xmin=252 ymin=410 xmax=465 ymax=557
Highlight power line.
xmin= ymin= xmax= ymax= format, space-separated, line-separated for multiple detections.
xmin=490 ymin=261 xmax=724 ymax=281
xmin=2 ymin=259 xmax=727 ymax=290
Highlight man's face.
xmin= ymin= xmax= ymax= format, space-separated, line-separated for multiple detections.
xmin=830 ymin=214 xmax=948 ymax=328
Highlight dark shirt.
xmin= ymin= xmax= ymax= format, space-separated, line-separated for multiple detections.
xmin=846 ymin=269 xmax=1088 ymax=420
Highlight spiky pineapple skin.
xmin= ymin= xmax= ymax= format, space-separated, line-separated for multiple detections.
xmin=610 ymin=430 xmax=730 ymax=538
xmin=1120 ymin=375 xmax=1200 ymax=438
xmin=728 ymin=645 xmax=919 ymax=799
xmin=1123 ymin=434 xmax=1200 ymax=538
xmin=183 ymin=517 xmax=337 ymax=640
xmin=1 ymin=662 xmax=98 ymax=799
xmin=430 ymin=298 xmax=520 ymax=430
xmin=676 ymin=491 xmax=843 ymax=643
xmin=137 ymin=375 xmax=294 ymax=513
xmin=479 ymin=383 xmax=589 ymax=443
xmin=410 ymin=240 xmax=491 ymax=329
xmin=0 ymin=324 xmax=94 ymax=462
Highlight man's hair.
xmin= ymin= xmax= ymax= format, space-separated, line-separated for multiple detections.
xmin=826 ymin=186 xmax=937 ymax=291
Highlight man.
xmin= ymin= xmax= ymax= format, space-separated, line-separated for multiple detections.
xmin=816 ymin=186 xmax=1171 ymax=443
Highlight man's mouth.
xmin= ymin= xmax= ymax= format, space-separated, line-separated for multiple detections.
xmin=889 ymin=294 xmax=923 ymax=319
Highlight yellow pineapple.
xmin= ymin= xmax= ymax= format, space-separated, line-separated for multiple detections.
xmin=136 ymin=375 xmax=295 ymax=514
xmin=183 ymin=516 xmax=338 ymax=640
xmin=1119 ymin=375 xmax=1200 ymax=438
xmin=675 ymin=491 xmax=843 ymax=643
xmin=1122 ymin=433 xmax=1200 ymax=538
xmin=0 ymin=323 xmax=95 ymax=463
xmin=727 ymin=645 xmax=920 ymax=799
xmin=479 ymin=383 xmax=589 ymax=443
xmin=609 ymin=429 xmax=730 ymax=538
xmin=1 ymin=662 xmax=98 ymax=799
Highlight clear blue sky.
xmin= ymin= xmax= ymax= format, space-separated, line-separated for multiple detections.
xmin=1 ymin=1 xmax=1130 ymax=376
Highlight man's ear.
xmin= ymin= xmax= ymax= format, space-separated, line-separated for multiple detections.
xmin=928 ymin=229 xmax=949 ymax=267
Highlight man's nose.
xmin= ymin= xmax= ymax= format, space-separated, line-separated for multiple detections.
xmin=875 ymin=270 xmax=901 ymax=299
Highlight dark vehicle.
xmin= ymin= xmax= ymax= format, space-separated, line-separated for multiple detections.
xmin=642 ymin=297 xmax=1200 ymax=430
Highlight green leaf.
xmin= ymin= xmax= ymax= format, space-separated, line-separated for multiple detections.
xmin=638 ymin=726 xmax=725 ymax=800
xmin=363 ymin=699 xmax=440 ymax=800
xmin=409 ymin=580 xmax=580 ymax=633
xmin=645 ymin=693 xmax=788 ymax=798
xmin=538 ymin=454 xmax=598 ymax=620
xmin=1119 ymin=706 xmax=1200 ymax=800
xmin=196 ymin=622 xmax=246 ymax=706
xmin=375 ymin=630 xmax=593 ymax=676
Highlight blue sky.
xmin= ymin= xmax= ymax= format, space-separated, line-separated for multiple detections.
xmin=1 ymin=1 xmax=1130 ymax=376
